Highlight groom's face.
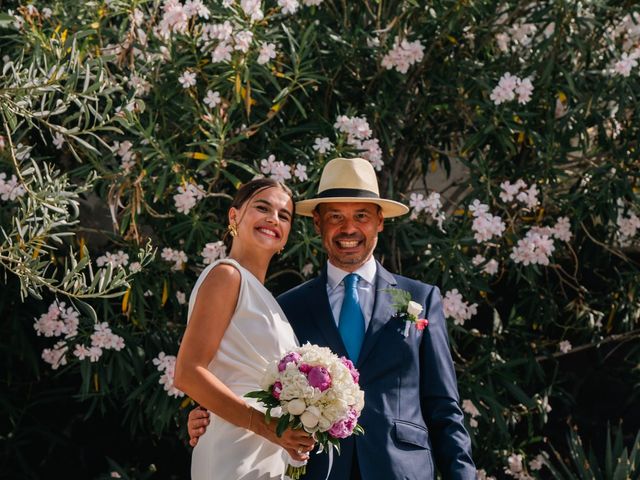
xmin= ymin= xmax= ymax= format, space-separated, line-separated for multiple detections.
xmin=313 ymin=202 xmax=384 ymax=272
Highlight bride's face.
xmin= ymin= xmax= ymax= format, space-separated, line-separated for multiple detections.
xmin=230 ymin=187 xmax=294 ymax=254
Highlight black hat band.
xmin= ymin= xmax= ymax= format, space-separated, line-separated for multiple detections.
xmin=317 ymin=188 xmax=379 ymax=199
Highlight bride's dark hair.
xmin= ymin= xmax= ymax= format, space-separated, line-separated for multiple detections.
xmin=224 ymin=178 xmax=295 ymax=247
xmin=231 ymin=178 xmax=294 ymax=212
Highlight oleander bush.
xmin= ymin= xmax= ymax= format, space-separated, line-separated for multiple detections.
xmin=1 ymin=0 xmax=639 ymax=478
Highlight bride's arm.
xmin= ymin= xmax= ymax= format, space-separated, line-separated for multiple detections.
xmin=174 ymin=264 xmax=313 ymax=459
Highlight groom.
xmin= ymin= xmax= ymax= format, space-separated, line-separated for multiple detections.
xmin=189 ymin=157 xmax=475 ymax=479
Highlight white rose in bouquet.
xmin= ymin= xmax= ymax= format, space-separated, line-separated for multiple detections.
xmin=286 ymin=398 xmax=306 ymax=416
xmin=300 ymin=406 xmax=321 ymax=429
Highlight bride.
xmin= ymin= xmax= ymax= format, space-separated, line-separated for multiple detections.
xmin=174 ymin=178 xmax=314 ymax=479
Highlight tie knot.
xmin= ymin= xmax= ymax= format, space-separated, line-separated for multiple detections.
xmin=344 ymin=273 xmax=359 ymax=290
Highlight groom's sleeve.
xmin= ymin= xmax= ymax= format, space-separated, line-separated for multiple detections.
xmin=420 ymin=285 xmax=476 ymax=480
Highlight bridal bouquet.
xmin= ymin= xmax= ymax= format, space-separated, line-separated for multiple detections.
xmin=246 ymin=343 xmax=365 ymax=479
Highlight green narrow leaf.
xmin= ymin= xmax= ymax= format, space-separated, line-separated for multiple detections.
xmin=276 ymin=414 xmax=291 ymax=437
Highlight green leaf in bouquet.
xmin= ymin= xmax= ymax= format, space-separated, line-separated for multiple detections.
xmin=276 ymin=413 xmax=291 ymax=437
xmin=265 ymin=408 xmax=272 ymax=424
xmin=244 ymin=390 xmax=266 ymax=398
xmin=329 ymin=437 xmax=341 ymax=455
xmin=353 ymin=424 xmax=365 ymax=436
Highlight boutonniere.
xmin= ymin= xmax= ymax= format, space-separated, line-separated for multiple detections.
xmin=384 ymin=288 xmax=429 ymax=337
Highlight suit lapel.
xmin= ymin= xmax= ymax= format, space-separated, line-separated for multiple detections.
xmin=356 ymin=261 xmax=397 ymax=368
xmin=306 ymin=267 xmax=349 ymax=358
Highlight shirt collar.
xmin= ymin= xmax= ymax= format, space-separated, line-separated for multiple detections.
xmin=326 ymin=256 xmax=377 ymax=291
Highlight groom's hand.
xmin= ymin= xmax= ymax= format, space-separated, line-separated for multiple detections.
xmin=188 ymin=406 xmax=210 ymax=447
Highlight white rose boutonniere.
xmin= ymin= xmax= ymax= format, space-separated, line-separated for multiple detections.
xmin=384 ymin=288 xmax=429 ymax=337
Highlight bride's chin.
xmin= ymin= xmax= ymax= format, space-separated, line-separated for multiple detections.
xmin=250 ymin=241 xmax=282 ymax=255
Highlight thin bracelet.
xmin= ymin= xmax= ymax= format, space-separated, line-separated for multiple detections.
xmin=248 ymin=407 xmax=254 ymax=431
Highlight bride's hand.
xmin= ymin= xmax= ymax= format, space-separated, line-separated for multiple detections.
xmin=249 ymin=408 xmax=315 ymax=461
xmin=279 ymin=427 xmax=315 ymax=462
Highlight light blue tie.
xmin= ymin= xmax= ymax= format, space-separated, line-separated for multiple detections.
xmin=338 ymin=273 xmax=365 ymax=362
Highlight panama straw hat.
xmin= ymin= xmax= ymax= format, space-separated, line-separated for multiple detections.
xmin=295 ymin=157 xmax=409 ymax=218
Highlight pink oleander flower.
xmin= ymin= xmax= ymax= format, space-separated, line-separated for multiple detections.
xmin=558 ymin=340 xmax=572 ymax=353
xmin=313 ymin=137 xmax=332 ymax=154
xmin=212 ymin=42 xmax=233 ymax=63
xmin=201 ymin=241 xmax=227 ymax=264
xmin=96 ymin=250 xmax=130 ymax=268
xmin=612 ymin=52 xmax=638 ymax=77
xmin=443 ymin=289 xmax=478 ymax=326
xmin=153 ymin=352 xmax=184 ymax=398
xmin=293 ymin=163 xmax=308 ymax=181
xmin=233 ymin=30 xmax=253 ymax=53
xmin=470 ymin=201 xmax=506 ymax=243
xmin=510 ymin=231 xmax=555 ymax=266
xmin=42 ymin=341 xmax=68 ymax=370
xmin=257 ymin=42 xmax=276 ymax=65
xmin=178 ymin=70 xmax=197 ymax=88
xmin=241 ymin=0 xmax=263 ymax=21
xmin=203 ymin=90 xmax=221 ymax=108
xmin=161 ymin=247 xmax=188 ymax=270
xmin=552 ymin=216 xmax=572 ymax=242
xmin=173 ymin=182 xmax=205 ymax=214
xmin=381 ymin=36 xmax=425 ymax=74
xmin=490 ymin=73 xmax=534 ymax=105
xmin=278 ymin=0 xmax=299 ymax=15
xmin=0 ymin=173 xmax=27 ymax=201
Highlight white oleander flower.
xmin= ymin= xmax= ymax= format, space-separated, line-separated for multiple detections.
xmin=178 ymin=70 xmax=197 ymax=88
xmin=203 ymin=90 xmax=221 ymax=108
xmin=257 ymin=42 xmax=276 ymax=65
xmin=312 ymin=137 xmax=333 ymax=154
xmin=443 ymin=289 xmax=478 ymax=326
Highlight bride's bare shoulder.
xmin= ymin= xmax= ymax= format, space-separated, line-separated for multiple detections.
xmin=199 ymin=263 xmax=241 ymax=294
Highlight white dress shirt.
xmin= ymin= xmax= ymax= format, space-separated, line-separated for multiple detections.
xmin=326 ymin=257 xmax=377 ymax=330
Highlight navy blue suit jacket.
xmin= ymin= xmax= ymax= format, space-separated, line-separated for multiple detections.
xmin=276 ymin=261 xmax=475 ymax=480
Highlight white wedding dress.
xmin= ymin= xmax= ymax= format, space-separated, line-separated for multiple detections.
xmin=188 ymin=258 xmax=299 ymax=480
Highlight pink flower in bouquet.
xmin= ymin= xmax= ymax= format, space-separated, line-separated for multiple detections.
xmin=307 ymin=366 xmax=332 ymax=391
xmin=341 ymin=358 xmax=359 ymax=384
xmin=278 ymin=351 xmax=301 ymax=371
xmin=298 ymin=362 xmax=312 ymax=374
xmin=272 ymin=381 xmax=283 ymax=399
xmin=328 ymin=407 xmax=359 ymax=438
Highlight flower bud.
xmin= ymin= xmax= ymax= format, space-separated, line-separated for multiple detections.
xmin=286 ymin=398 xmax=306 ymax=416
xmin=407 ymin=300 xmax=423 ymax=316
xmin=301 ymin=410 xmax=319 ymax=429
xmin=318 ymin=415 xmax=331 ymax=431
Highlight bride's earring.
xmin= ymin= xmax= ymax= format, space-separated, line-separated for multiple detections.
xmin=228 ymin=220 xmax=238 ymax=237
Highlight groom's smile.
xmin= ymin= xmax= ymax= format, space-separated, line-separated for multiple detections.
xmin=313 ymin=202 xmax=384 ymax=272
